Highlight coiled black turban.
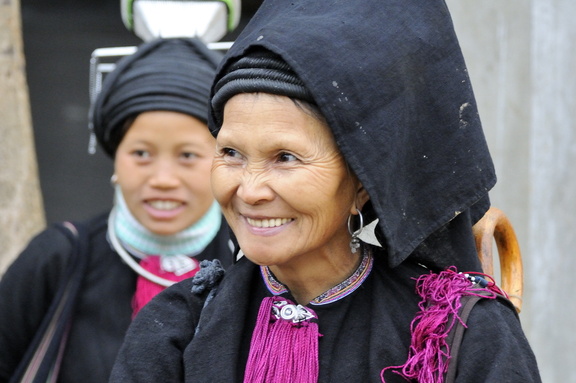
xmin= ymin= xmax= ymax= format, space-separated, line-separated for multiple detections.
xmin=211 ymin=49 xmax=314 ymax=128
xmin=91 ymin=37 xmax=221 ymax=157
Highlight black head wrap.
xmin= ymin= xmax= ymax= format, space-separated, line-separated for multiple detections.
xmin=210 ymin=0 xmax=496 ymax=271
xmin=91 ymin=37 xmax=222 ymax=157
xmin=211 ymin=49 xmax=315 ymax=127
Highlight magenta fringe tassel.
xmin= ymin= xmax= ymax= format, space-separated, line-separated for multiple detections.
xmin=244 ymin=296 xmax=320 ymax=383
xmin=381 ymin=267 xmax=499 ymax=383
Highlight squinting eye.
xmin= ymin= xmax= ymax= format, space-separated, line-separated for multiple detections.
xmin=222 ymin=147 xmax=241 ymax=158
xmin=278 ymin=152 xmax=298 ymax=162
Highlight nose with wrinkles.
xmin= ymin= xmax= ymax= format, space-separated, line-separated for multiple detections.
xmin=236 ymin=166 xmax=275 ymax=205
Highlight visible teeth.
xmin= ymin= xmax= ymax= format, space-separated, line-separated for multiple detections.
xmin=149 ymin=200 xmax=181 ymax=210
xmin=247 ymin=217 xmax=292 ymax=228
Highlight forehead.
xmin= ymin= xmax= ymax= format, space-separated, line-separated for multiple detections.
xmin=121 ymin=111 xmax=214 ymax=146
xmin=219 ymin=93 xmax=334 ymax=144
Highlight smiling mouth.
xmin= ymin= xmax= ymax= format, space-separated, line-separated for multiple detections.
xmin=147 ymin=200 xmax=183 ymax=211
xmin=246 ymin=217 xmax=293 ymax=228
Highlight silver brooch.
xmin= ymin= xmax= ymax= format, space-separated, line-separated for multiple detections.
xmin=272 ymin=300 xmax=315 ymax=323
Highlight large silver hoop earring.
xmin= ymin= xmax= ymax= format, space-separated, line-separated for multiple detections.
xmin=347 ymin=208 xmax=364 ymax=254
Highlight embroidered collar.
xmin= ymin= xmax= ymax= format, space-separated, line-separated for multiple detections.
xmin=260 ymin=246 xmax=374 ymax=306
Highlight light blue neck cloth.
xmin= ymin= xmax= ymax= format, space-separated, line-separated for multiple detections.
xmin=110 ymin=185 xmax=221 ymax=258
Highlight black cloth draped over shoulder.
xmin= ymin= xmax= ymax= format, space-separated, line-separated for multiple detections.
xmin=208 ymin=0 xmax=496 ymax=271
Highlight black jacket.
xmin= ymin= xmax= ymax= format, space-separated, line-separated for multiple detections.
xmin=0 ymin=212 xmax=232 ymax=383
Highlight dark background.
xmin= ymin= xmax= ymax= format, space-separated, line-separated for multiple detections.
xmin=21 ymin=0 xmax=261 ymax=225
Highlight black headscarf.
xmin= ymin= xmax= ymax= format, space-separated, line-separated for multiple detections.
xmin=210 ymin=0 xmax=495 ymax=271
xmin=91 ymin=37 xmax=222 ymax=157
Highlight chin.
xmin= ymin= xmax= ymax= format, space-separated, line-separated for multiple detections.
xmin=241 ymin=246 xmax=290 ymax=267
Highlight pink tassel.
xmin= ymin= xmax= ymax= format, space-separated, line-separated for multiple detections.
xmin=381 ymin=267 xmax=498 ymax=383
xmin=132 ymin=256 xmax=200 ymax=318
xmin=244 ymin=296 xmax=321 ymax=383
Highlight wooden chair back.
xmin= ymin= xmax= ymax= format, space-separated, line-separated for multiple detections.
xmin=472 ymin=207 xmax=523 ymax=312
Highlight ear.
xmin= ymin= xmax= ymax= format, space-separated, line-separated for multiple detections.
xmin=350 ymin=184 xmax=370 ymax=215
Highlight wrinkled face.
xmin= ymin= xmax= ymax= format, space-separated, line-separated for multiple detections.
xmin=212 ymin=93 xmax=364 ymax=268
xmin=115 ymin=110 xmax=216 ymax=235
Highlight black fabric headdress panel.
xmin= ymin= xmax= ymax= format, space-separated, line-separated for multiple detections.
xmin=209 ymin=0 xmax=495 ymax=270
xmin=91 ymin=37 xmax=222 ymax=157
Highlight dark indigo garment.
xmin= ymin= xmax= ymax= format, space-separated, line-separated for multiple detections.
xmin=111 ymin=248 xmax=541 ymax=382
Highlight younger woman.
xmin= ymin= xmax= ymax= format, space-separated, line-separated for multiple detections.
xmin=0 ymin=38 xmax=233 ymax=383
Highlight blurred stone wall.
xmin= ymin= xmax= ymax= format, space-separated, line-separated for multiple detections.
xmin=0 ymin=0 xmax=45 ymax=275
xmin=447 ymin=0 xmax=576 ymax=381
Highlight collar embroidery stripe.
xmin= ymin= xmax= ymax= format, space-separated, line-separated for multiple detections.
xmin=260 ymin=246 xmax=374 ymax=306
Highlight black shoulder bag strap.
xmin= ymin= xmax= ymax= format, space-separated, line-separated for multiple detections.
xmin=444 ymin=290 xmax=513 ymax=383
xmin=9 ymin=221 xmax=90 ymax=383
xmin=443 ymin=294 xmax=483 ymax=383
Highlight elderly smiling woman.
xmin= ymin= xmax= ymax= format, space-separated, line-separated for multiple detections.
xmin=110 ymin=1 xmax=541 ymax=382
xmin=212 ymin=92 xmax=370 ymax=305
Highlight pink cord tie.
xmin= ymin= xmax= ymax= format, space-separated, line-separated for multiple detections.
xmin=244 ymin=296 xmax=321 ymax=383
xmin=132 ymin=255 xmax=200 ymax=318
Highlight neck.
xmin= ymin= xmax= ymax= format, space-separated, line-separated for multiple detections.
xmin=269 ymin=246 xmax=363 ymax=305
